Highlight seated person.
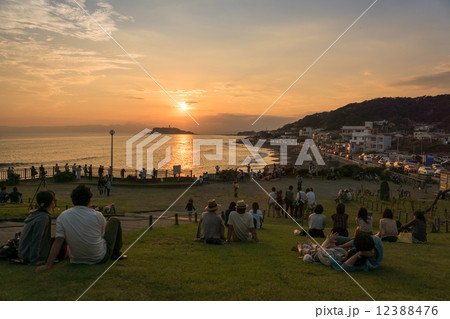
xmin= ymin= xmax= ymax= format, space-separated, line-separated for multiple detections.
xmin=333 ymin=233 xmax=384 ymax=272
xmin=37 ymin=185 xmax=126 ymax=272
xmin=376 ymin=208 xmax=398 ymax=242
xmin=355 ymin=207 xmax=373 ymax=236
xmin=227 ymin=200 xmax=260 ymax=243
xmin=18 ymin=190 xmax=66 ymax=265
xmin=401 ymin=211 xmax=427 ymax=244
xmin=8 ymin=187 xmax=22 ymax=204
xmin=331 ymin=203 xmax=349 ymax=237
xmin=249 ymin=202 xmax=264 ymax=229
xmin=0 ymin=186 xmax=8 ymax=203
xmin=195 ymin=199 xmax=225 ymax=245
xmin=308 ymin=204 xmax=326 ymax=238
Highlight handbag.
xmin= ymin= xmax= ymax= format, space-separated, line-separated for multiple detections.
xmin=397 ymin=232 xmax=412 ymax=244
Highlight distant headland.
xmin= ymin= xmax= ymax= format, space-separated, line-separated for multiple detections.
xmin=151 ymin=126 xmax=194 ymax=134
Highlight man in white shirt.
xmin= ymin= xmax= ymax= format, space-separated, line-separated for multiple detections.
xmin=37 ymin=185 xmax=125 ymax=271
xmin=226 ymin=200 xmax=260 ymax=243
xmin=267 ymin=187 xmax=277 ymax=217
xmin=306 ymin=188 xmax=316 ymax=213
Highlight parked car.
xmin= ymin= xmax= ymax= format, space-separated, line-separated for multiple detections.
xmin=432 ymin=164 xmax=445 ymax=171
xmin=364 ymin=155 xmax=373 ymax=163
xmin=404 ymin=165 xmax=417 ymax=173
xmin=434 ymin=169 xmax=447 ymax=177
xmin=418 ymin=166 xmax=434 ymax=176
xmin=394 ymin=162 xmax=405 ymax=169
xmin=385 ymin=161 xmax=393 ymax=168
xmin=346 ymin=154 xmax=353 ymax=160
xmin=378 ymin=159 xmax=386 ymax=166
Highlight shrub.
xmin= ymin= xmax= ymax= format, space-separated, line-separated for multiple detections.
xmin=336 ymin=164 xmax=362 ymax=177
xmin=4 ymin=173 xmax=20 ymax=186
xmin=218 ymin=169 xmax=238 ymax=181
xmin=380 ymin=180 xmax=390 ymax=201
xmin=53 ymin=171 xmax=76 ymax=183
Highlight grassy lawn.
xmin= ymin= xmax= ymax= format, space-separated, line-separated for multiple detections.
xmin=0 ymin=177 xmax=449 ymax=300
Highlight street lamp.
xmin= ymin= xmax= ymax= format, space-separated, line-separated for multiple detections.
xmin=110 ymin=129 xmax=115 ymax=177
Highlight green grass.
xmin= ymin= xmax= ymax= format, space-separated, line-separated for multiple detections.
xmin=1 ymin=177 xmax=449 ymax=300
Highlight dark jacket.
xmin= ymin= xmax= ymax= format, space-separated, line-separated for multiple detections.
xmin=18 ymin=209 xmax=52 ymax=265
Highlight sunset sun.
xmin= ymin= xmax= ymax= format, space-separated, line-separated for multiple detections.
xmin=179 ymin=101 xmax=188 ymax=111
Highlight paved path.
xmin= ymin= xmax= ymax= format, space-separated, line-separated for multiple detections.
xmin=0 ymin=211 xmax=193 ymax=244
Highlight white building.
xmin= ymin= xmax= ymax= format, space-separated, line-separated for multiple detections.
xmin=299 ymin=127 xmax=313 ymax=139
xmin=341 ymin=121 xmax=373 ymax=141
xmin=349 ymin=133 xmax=391 ymax=153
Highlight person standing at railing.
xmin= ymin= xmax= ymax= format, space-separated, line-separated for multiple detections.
xmin=65 ymin=163 xmax=69 ymax=172
xmin=88 ymin=164 xmax=93 ymax=180
xmin=54 ymin=164 xmax=60 ymax=174
xmin=83 ymin=164 xmax=88 ymax=177
xmin=31 ymin=166 xmax=38 ymax=179
xmin=72 ymin=163 xmax=76 ymax=174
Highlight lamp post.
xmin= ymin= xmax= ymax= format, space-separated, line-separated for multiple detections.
xmin=110 ymin=129 xmax=115 ymax=177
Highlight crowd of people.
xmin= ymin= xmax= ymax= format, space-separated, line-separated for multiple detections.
xmin=0 ymin=169 xmax=430 ymax=275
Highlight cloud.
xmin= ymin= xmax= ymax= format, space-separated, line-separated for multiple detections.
xmin=186 ymin=113 xmax=298 ymax=134
xmin=0 ymin=35 xmax=134 ymax=96
xmin=390 ymin=71 xmax=450 ymax=89
xmin=0 ymin=0 xmax=132 ymax=41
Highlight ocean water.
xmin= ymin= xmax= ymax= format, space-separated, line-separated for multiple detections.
xmin=0 ymin=132 xmax=277 ymax=176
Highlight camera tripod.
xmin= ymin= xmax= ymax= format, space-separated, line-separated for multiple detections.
xmin=28 ymin=175 xmax=47 ymax=210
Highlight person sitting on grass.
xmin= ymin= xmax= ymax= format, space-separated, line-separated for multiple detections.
xmin=36 ymin=185 xmax=126 ymax=272
xmin=331 ymin=203 xmax=349 ymax=237
xmin=226 ymin=200 xmax=260 ymax=243
xmin=376 ymin=208 xmax=398 ymax=242
xmin=308 ymin=204 xmax=326 ymax=238
xmin=249 ymin=202 xmax=264 ymax=229
xmin=18 ymin=190 xmax=66 ymax=265
xmin=195 ymin=199 xmax=225 ymax=245
xmin=7 ymin=187 xmax=22 ymax=204
xmin=0 ymin=186 xmax=8 ymax=203
xmin=355 ymin=207 xmax=372 ymax=236
xmin=401 ymin=211 xmax=427 ymax=244
xmin=224 ymin=201 xmax=236 ymax=227
xmin=332 ymin=232 xmax=384 ymax=272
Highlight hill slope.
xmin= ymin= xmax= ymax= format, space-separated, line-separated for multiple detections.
xmin=278 ymin=94 xmax=450 ymax=132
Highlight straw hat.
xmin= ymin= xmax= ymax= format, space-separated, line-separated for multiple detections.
xmin=236 ymin=200 xmax=248 ymax=209
xmin=205 ymin=199 xmax=220 ymax=212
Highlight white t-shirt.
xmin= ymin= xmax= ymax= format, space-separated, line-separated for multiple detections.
xmin=306 ymin=191 xmax=316 ymax=206
xmin=56 ymin=206 xmax=107 ymax=264
xmin=268 ymin=191 xmax=277 ymax=204
xmin=250 ymin=209 xmax=263 ymax=229
xmin=228 ymin=211 xmax=254 ymax=241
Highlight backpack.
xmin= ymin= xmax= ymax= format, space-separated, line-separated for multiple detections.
xmin=0 ymin=232 xmax=21 ymax=260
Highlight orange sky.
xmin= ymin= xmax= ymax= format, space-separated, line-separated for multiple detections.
xmin=1 ymin=0 xmax=449 ymax=133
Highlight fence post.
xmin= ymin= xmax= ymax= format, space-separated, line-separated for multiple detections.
xmin=437 ymin=217 xmax=440 ymax=232
xmin=190 ymin=170 xmax=193 ymax=177
xmin=194 ymin=212 xmax=198 ymax=223
xmin=446 ymin=220 xmax=448 ymax=233
xmin=398 ymin=211 xmax=402 ymax=221
xmin=405 ymin=212 xmax=409 ymax=224
xmin=175 ymin=213 xmax=179 ymax=225
xmin=149 ymin=215 xmax=153 ymax=228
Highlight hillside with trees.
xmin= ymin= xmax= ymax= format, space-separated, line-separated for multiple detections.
xmin=275 ymin=95 xmax=450 ymax=133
